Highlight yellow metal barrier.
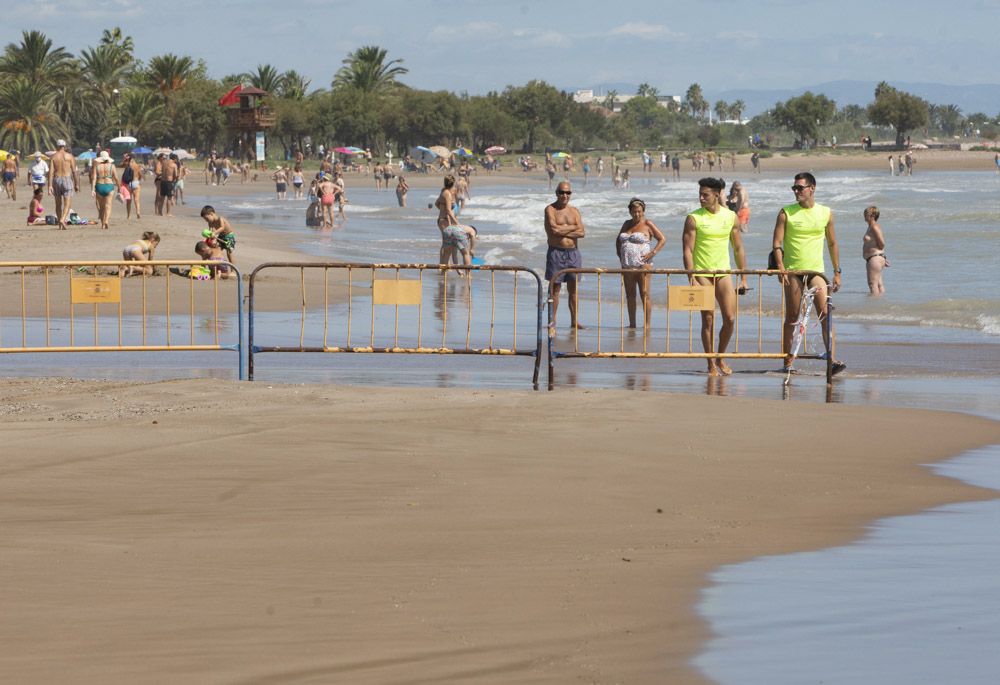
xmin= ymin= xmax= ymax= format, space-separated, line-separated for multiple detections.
xmin=0 ymin=261 xmax=245 ymax=378
xmin=248 ymin=262 xmax=545 ymax=388
xmin=546 ymin=268 xmax=835 ymax=388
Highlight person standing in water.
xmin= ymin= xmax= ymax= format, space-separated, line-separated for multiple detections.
xmin=862 ymin=205 xmax=888 ymax=295
xmin=682 ymin=177 xmax=748 ymax=376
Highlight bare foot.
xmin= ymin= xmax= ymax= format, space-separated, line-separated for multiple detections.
xmin=707 ymin=362 xmax=720 ymax=377
xmin=717 ymin=360 xmax=733 ymax=376
xmin=571 ymin=322 xmax=587 ymax=330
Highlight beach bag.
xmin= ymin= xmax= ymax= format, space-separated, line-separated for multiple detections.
xmin=45 ymin=215 xmax=57 ymax=225
xmin=121 ymin=165 xmax=134 ymax=184
xmin=118 ymin=183 xmax=131 ymax=202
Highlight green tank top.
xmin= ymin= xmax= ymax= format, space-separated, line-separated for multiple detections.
xmin=689 ymin=206 xmax=736 ymax=274
xmin=782 ymin=203 xmax=830 ymax=273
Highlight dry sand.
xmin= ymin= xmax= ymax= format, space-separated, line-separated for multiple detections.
xmin=2 ymin=156 xmax=1000 ymax=682
xmin=1 ymin=378 xmax=999 ymax=683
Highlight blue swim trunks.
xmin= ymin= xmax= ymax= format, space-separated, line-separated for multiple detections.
xmin=545 ymin=246 xmax=582 ymax=283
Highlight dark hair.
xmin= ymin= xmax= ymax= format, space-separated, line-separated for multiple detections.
xmin=142 ymin=231 xmax=160 ymax=242
xmin=794 ymin=171 xmax=817 ymax=187
xmin=443 ymin=175 xmax=455 ymax=188
xmin=200 ymin=205 xmax=215 ymax=218
xmin=628 ymin=197 xmax=646 ymax=210
xmin=698 ymin=177 xmax=725 ymax=192
xmin=468 ymin=224 xmax=478 ymax=235
xmin=195 ymin=240 xmax=210 ymax=253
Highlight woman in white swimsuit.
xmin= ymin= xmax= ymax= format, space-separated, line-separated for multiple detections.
xmin=615 ymin=197 xmax=666 ymax=330
xmin=120 ymin=231 xmax=160 ymax=277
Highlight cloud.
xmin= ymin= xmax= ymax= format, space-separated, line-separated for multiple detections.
xmin=511 ymin=28 xmax=572 ymax=48
xmin=429 ymin=21 xmax=504 ymax=42
xmin=609 ymin=23 xmax=677 ymax=40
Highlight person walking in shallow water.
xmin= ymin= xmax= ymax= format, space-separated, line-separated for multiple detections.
xmin=682 ymin=178 xmax=748 ymax=376
xmin=862 ymin=205 xmax=888 ymax=295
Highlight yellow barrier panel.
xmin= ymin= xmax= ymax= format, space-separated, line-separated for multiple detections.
xmin=0 ymin=261 xmax=245 ymax=379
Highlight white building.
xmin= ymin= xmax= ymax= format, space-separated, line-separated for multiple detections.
xmin=573 ymin=89 xmax=682 ymax=113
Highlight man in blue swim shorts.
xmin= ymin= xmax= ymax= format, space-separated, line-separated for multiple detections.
xmin=544 ymin=181 xmax=586 ymax=330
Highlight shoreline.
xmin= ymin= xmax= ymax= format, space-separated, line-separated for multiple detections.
xmin=2 ymin=156 xmax=1000 ymax=681
xmin=0 ymin=378 xmax=998 ymax=682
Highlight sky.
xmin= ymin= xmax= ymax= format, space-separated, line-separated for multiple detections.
xmin=4 ymin=0 xmax=1000 ymax=98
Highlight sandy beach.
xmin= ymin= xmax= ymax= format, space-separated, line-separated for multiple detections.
xmin=1 ymin=378 xmax=999 ymax=683
xmin=2 ymin=152 xmax=1000 ymax=682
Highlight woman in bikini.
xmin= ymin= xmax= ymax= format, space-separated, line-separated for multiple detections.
xmin=90 ymin=150 xmax=118 ymax=230
xmin=862 ymin=205 xmax=888 ymax=295
xmin=120 ymin=231 xmax=160 ymax=277
xmin=615 ymin=198 xmax=666 ymax=331
xmin=27 ymin=188 xmax=46 ymax=225
xmin=120 ymin=152 xmax=142 ymax=220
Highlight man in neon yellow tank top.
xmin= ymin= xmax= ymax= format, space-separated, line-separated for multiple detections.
xmin=682 ymin=177 xmax=748 ymax=376
xmin=772 ymin=172 xmax=846 ymax=375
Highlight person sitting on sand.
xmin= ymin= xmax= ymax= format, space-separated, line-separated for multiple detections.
xmin=27 ymin=188 xmax=46 ymax=225
xmin=120 ymin=231 xmax=160 ymax=277
xmin=194 ymin=240 xmax=234 ymax=279
xmin=200 ymin=205 xmax=236 ymax=263
xmin=682 ymin=177 xmax=748 ymax=376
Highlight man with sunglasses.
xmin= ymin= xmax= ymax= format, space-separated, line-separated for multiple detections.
xmin=544 ymin=181 xmax=586 ymax=330
xmin=771 ymin=172 xmax=846 ymax=375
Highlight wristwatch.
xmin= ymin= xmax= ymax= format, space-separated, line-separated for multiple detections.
xmin=834 ymin=267 xmax=842 ymax=274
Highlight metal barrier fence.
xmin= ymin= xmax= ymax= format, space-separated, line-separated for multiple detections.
xmin=248 ymin=263 xmax=545 ymax=388
xmin=547 ymin=268 xmax=835 ymax=388
xmin=0 ymin=261 xmax=245 ymax=379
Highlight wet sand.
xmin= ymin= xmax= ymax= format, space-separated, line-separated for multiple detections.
xmin=2 ymin=155 xmax=1000 ymax=682
xmin=2 ymin=378 xmax=999 ymax=683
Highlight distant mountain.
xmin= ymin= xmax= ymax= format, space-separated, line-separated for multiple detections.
xmin=567 ymin=80 xmax=1000 ymax=118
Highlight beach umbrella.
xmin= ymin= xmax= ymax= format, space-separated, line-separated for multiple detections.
xmin=551 ymin=151 xmax=571 ymax=158
xmin=172 ymin=148 xmax=195 ymax=160
xmin=132 ymin=146 xmax=153 ymax=154
xmin=153 ymin=147 xmax=172 ymax=155
xmin=77 ymin=150 xmax=97 ymax=160
xmin=428 ymin=145 xmax=451 ymax=160
xmin=410 ymin=145 xmax=438 ymax=163
xmin=333 ymin=146 xmax=353 ymax=154
xmin=452 ymin=147 xmax=474 ymax=157
xmin=484 ymin=145 xmax=506 ymax=155
xmin=0 ymin=150 xmax=8 ymax=161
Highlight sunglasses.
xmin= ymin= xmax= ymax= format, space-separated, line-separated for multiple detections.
xmin=556 ymin=190 xmax=572 ymax=195
xmin=791 ymin=184 xmax=811 ymax=192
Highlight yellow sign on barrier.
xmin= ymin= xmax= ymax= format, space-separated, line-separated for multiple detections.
xmin=71 ymin=277 xmax=121 ymax=304
xmin=372 ymin=279 xmax=422 ymax=306
xmin=668 ymin=285 xmax=715 ymax=311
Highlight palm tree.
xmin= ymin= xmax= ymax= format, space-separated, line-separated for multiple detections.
xmin=332 ymin=45 xmax=407 ymax=93
xmin=714 ymin=100 xmax=728 ymax=123
xmin=280 ymin=70 xmax=311 ymax=100
xmin=80 ymin=44 xmax=133 ymax=102
xmin=731 ymin=99 xmax=746 ymax=123
xmin=242 ymin=64 xmax=285 ymax=94
xmin=117 ymin=89 xmax=166 ymax=139
xmin=636 ymin=83 xmax=659 ymax=99
xmin=684 ymin=83 xmax=708 ymax=121
xmin=0 ymin=30 xmax=76 ymax=89
xmin=603 ymin=90 xmax=618 ymax=112
xmin=146 ymin=53 xmax=195 ymax=106
xmin=0 ymin=77 xmax=67 ymax=153
xmin=100 ymin=27 xmax=134 ymax=55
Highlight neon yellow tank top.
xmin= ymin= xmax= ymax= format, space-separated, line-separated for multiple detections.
xmin=782 ymin=203 xmax=830 ymax=273
xmin=689 ymin=206 xmax=736 ymax=274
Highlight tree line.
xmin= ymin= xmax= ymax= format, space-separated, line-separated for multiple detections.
xmin=2 ymin=28 xmax=995 ymax=160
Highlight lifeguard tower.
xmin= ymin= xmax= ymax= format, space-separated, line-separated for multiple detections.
xmin=219 ymin=85 xmax=276 ymax=166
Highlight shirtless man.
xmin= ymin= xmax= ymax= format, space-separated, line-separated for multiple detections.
xmin=544 ymin=181 xmax=586 ymax=330
xmin=2 ymin=151 xmax=18 ymax=201
xmin=47 ymin=140 xmax=78 ymax=230
xmin=153 ymin=153 xmax=166 ymax=215
xmin=160 ymin=154 xmax=179 ymax=217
